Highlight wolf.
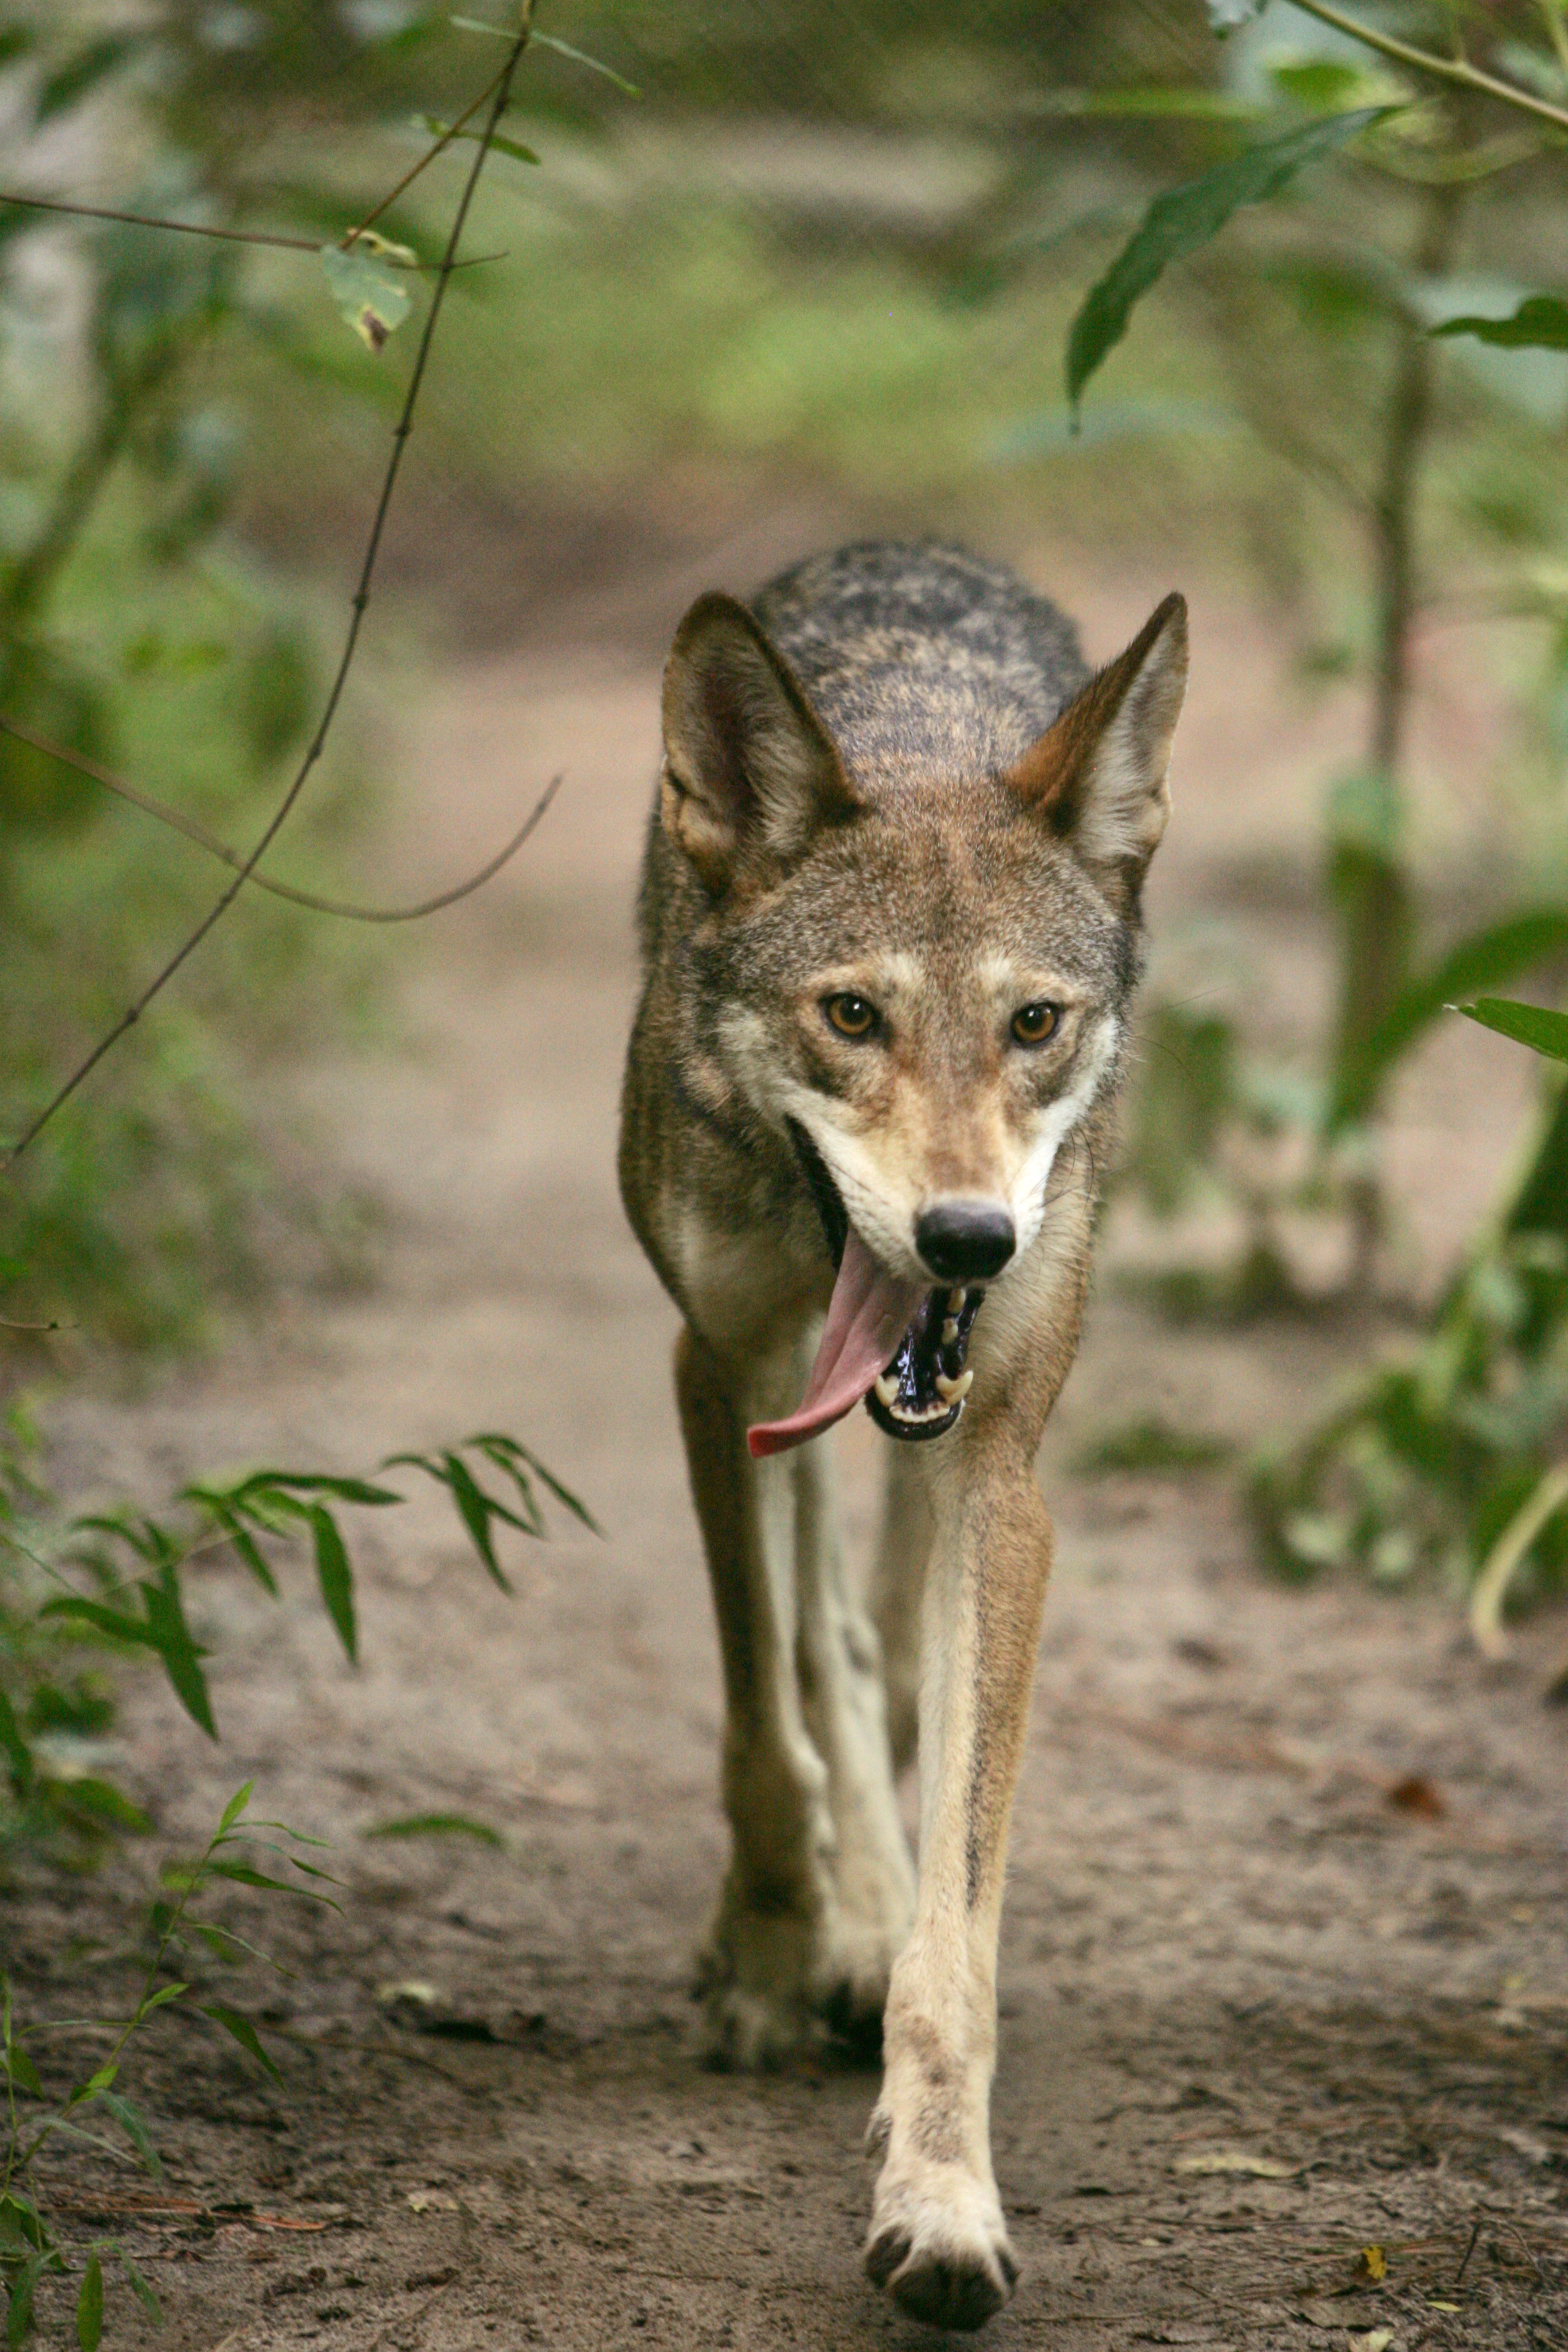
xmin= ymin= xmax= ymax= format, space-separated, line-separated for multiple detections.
xmin=618 ymin=542 xmax=1187 ymax=2330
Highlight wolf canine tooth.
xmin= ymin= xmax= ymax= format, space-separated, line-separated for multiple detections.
xmin=935 ymin=1369 xmax=973 ymax=1404
xmin=948 ymin=1287 xmax=966 ymax=1313
xmin=874 ymin=1372 xmax=899 ymax=1407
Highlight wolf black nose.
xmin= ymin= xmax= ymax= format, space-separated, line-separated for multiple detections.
xmin=915 ymin=1201 xmax=1016 ymax=1283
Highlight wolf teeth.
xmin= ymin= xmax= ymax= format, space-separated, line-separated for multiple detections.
xmin=888 ymin=1398 xmax=951 ymax=1424
xmin=874 ymin=1372 xmax=900 ymax=1407
xmin=947 ymin=1287 xmax=966 ymax=1313
xmin=934 ymin=1369 xmax=973 ymax=1404
xmin=941 ymin=1316 xmax=960 ymax=1345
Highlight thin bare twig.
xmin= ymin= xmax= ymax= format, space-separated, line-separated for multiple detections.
xmin=0 ymin=715 xmax=560 ymax=923
xmin=1289 ymin=0 xmax=1568 ymax=133
xmin=1 ymin=10 xmax=537 ymax=1169
xmin=0 ymin=191 xmax=318 ymax=251
xmin=0 ymin=189 xmax=503 ymax=273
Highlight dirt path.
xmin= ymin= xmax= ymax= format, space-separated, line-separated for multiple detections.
xmin=11 ymin=571 xmax=1568 ymax=2350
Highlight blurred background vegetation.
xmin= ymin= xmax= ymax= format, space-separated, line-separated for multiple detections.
xmin=1 ymin=1 xmax=1565 ymax=1599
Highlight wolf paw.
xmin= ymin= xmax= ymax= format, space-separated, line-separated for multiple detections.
xmin=695 ymin=1902 xmax=818 ymax=2071
xmin=864 ymin=2154 xmax=1017 ymax=2333
xmin=698 ymin=1886 xmax=903 ymax=2066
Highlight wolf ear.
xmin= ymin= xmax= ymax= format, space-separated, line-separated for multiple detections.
xmin=660 ymin=591 xmax=861 ymax=891
xmin=1001 ymin=593 xmax=1187 ymax=903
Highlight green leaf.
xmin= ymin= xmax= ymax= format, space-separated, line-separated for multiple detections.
xmin=383 ymin=1451 xmax=520 ymax=1591
xmin=7 ymin=2249 xmax=47 ymax=2350
xmin=199 ymin=2005 xmax=284 ymax=2086
xmin=527 ymin=30 xmax=640 ymax=95
xmin=138 ymin=1982 xmax=189 ymax=2014
xmin=192 ymin=1922 xmax=281 ymax=1971
xmin=203 ymin=1858 xmax=340 ymax=1908
xmin=99 ymin=2091 xmax=163 ymax=2179
xmin=363 ymin=1811 xmax=503 ymax=1846
xmin=1065 ymin=108 xmax=1389 ymax=422
xmin=76 ymin=2251 xmax=103 ymax=2350
xmin=67 ymin=2060 xmax=119 ymax=2109
xmin=467 ymin=1432 xmax=603 ymax=1536
xmin=487 ymin=131 xmax=542 ymax=167
xmin=1328 ymin=910 xmax=1568 ymax=1132
xmin=37 ymin=1597 xmax=150 ymax=1646
xmin=1431 ymin=295 xmax=1568 ymax=351
xmin=3 ymin=2045 xmax=43 ymax=2098
xmin=111 ymin=2247 xmax=161 ymax=2326
xmin=237 ymin=1471 xmax=401 ymax=1507
xmin=1455 ymin=997 xmax=1568 ymax=1063
xmin=219 ymin=1781 xmax=254 ymax=1836
xmin=308 ymin=1506 xmax=356 ymax=1661
xmin=0 ymin=2190 xmax=48 ymax=2253
xmin=442 ymin=1452 xmax=513 ymax=1589
xmin=140 ymin=1567 xmax=217 ymax=1738
xmin=70 ymin=1511 xmax=179 ymax=1568
xmin=182 ymin=1491 xmax=278 ymax=1594
xmin=53 ymin=1778 xmax=151 ymax=1834
xmin=319 ymin=242 xmax=411 ymax=353
xmin=417 ymin=114 xmax=540 ymax=166
xmin=203 ymin=1861 xmax=303 ymax=1894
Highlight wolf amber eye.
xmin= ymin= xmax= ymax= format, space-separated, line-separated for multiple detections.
xmin=824 ymin=993 xmax=877 ymax=1039
xmin=1012 ymin=1001 xmax=1061 ymax=1045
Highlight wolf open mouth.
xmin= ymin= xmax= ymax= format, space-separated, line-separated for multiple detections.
xmin=745 ymin=1131 xmax=986 ymax=1459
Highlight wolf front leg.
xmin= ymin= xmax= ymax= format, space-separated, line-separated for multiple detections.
xmin=676 ymin=1324 xmax=916 ymax=2064
xmin=864 ymin=1449 xmax=1052 ymax=2331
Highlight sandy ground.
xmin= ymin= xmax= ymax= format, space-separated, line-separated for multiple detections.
xmin=8 ymin=553 xmax=1568 ymax=2351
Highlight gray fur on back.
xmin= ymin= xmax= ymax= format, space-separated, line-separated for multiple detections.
xmin=750 ymin=543 xmax=1091 ymax=791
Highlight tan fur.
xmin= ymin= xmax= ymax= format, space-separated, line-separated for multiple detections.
xmin=618 ymin=544 xmax=1186 ymax=2329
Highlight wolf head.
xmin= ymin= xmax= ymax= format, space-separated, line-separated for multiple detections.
xmin=659 ymin=583 xmax=1187 ymax=1295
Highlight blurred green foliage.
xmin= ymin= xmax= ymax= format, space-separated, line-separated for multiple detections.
xmin=1 ymin=1 xmax=1565 ymax=1611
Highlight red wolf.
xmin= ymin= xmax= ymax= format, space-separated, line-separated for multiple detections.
xmin=620 ymin=542 xmax=1187 ymax=2329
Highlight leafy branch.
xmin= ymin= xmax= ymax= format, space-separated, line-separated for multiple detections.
xmin=4 ymin=1431 xmax=598 ymax=1777
xmin=1280 ymin=1 xmax=1568 ymax=136
xmin=1 ymin=5 xmax=540 ymax=1168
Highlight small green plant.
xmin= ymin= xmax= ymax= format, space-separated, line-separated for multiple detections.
xmin=1250 ymin=1060 xmax=1568 ymax=1619
xmin=1 ymin=1424 xmax=597 ymax=1863
xmin=1 ymin=1780 xmax=330 ymax=2349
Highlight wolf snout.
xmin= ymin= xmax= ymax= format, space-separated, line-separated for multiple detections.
xmin=914 ymin=1200 xmax=1016 ymax=1283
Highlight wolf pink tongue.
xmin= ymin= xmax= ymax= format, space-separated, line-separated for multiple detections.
xmin=747 ymin=1229 xmax=925 ymax=1459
